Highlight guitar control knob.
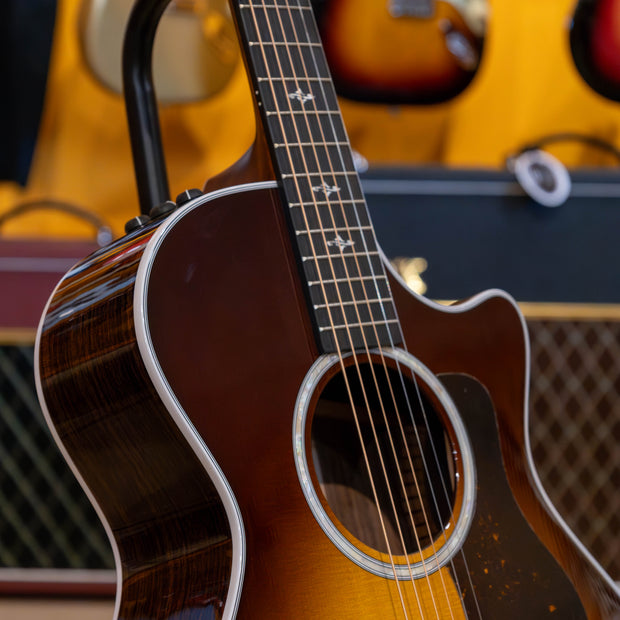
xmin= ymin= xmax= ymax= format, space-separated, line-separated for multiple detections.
xmin=124 ymin=215 xmax=150 ymax=234
xmin=149 ymin=200 xmax=177 ymax=219
xmin=175 ymin=188 xmax=203 ymax=206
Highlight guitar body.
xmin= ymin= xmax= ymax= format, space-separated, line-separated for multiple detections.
xmin=37 ymin=182 xmax=620 ymax=618
xmin=312 ymin=0 xmax=486 ymax=103
xmin=79 ymin=0 xmax=239 ymax=103
xmin=570 ymin=0 xmax=620 ymax=102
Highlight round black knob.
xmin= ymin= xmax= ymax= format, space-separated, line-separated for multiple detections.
xmin=124 ymin=215 xmax=150 ymax=234
xmin=149 ymin=200 xmax=177 ymax=219
xmin=175 ymin=188 xmax=203 ymax=206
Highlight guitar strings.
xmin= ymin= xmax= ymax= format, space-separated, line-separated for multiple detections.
xmin=269 ymin=3 xmax=448 ymax=617
xmin=247 ymin=0 xmax=453 ymax=617
xmin=272 ymin=2 xmax=460 ymax=617
xmin=272 ymin=2 xmax=450 ymax=613
xmin=277 ymin=5 xmax=484 ymax=618
xmin=243 ymin=2 xmax=414 ymax=617
xmin=244 ymin=1 xmax=481 ymax=617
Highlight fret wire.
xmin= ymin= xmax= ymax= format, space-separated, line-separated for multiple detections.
xmin=296 ymin=225 xmax=373 ymax=235
xmin=319 ymin=319 xmax=400 ymax=333
xmin=274 ymin=141 xmax=349 ymax=147
xmin=314 ymin=298 xmax=393 ymax=309
xmin=257 ymin=76 xmax=331 ymax=82
xmin=302 ymin=251 xmax=380 ymax=261
xmin=289 ymin=199 xmax=360 ymax=207
xmin=240 ymin=3 xmax=313 ymax=9
xmin=281 ymin=170 xmax=359 ymax=178
xmin=309 ymin=275 xmax=389 ymax=285
xmin=249 ymin=41 xmax=322 ymax=47
xmin=266 ymin=110 xmax=342 ymax=116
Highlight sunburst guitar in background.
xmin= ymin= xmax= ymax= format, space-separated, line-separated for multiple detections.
xmin=311 ymin=0 xmax=488 ymax=103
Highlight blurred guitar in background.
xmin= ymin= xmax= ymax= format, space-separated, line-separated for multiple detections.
xmin=312 ymin=0 xmax=488 ymax=104
xmin=79 ymin=0 xmax=239 ymax=103
xmin=570 ymin=0 xmax=620 ymax=102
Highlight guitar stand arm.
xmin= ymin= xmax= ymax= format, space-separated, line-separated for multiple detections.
xmin=122 ymin=0 xmax=174 ymax=215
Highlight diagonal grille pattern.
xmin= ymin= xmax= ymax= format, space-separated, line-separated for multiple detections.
xmin=0 ymin=345 xmax=113 ymax=569
xmin=528 ymin=318 xmax=620 ymax=580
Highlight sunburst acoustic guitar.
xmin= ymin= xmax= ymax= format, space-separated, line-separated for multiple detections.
xmin=35 ymin=0 xmax=620 ymax=618
xmin=311 ymin=0 xmax=488 ymax=103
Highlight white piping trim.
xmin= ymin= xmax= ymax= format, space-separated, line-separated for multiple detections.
xmin=34 ymin=283 xmax=123 ymax=619
xmin=134 ymin=182 xmax=276 ymax=619
xmin=383 ymin=252 xmax=620 ymax=596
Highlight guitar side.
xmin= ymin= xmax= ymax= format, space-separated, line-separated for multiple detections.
xmin=36 ymin=182 xmax=620 ymax=618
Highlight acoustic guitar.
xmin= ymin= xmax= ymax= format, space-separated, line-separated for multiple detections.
xmin=312 ymin=0 xmax=488 ymax=103
xmin=79 ymin=0 xmax=239 ymax=103
xmin=570 ymin=0 xmax=620 ymax=102
xmin=36 ymin=0 xmax=620 ymax=618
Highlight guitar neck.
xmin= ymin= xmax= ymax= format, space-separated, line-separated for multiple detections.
xmin=234 ymin=0 xmax=402 ymax=354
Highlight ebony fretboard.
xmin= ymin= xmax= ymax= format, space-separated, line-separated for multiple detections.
xmin=235 ymin=0 xmax=402 ymax=353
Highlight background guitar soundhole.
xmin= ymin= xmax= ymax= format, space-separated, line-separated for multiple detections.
xmin=310 ymin=361 xmax=455 ymax=556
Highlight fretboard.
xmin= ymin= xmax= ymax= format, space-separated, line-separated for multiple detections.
xmin=235 ymin=0 xmax=402 ymax=353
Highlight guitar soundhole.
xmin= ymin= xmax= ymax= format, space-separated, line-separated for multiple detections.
xmin=310 ymin=361 xmax=455 ymax=557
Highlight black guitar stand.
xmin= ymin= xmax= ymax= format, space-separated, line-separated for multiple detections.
xmin=122 ymin=0 xmax=175 ymax=216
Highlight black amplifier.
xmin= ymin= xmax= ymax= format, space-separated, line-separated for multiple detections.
xmin=363 ymin=166 xmax=620 ymax=304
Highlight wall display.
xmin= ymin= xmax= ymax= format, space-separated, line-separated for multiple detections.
xmin=31 ymin=0 xmax=620 ymax=617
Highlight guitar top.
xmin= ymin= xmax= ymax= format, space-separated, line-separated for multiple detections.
xmin=35 ymin=0 xmax=620 ymax=618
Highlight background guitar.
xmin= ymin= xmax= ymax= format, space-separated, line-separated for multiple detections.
xmin=311 ymin=0 xmax=488 ymax=103
xmin=79 ymin=0 xmax=240 ymax=103
xmin=570 ymin=0 xmax=620 ymax=102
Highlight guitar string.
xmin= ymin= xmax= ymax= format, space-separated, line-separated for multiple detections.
xmin=253 ymin=1 xmax=459 ymax=617
xmin=286 ymin=8 xmax=482 ymax=612
xmin=242 ymin=2 xmax=480 ymax=616
xmin=254 ymin=1 xmax=459 ymax=617
xmin=273 ymin=2 xmax=483 ymax=617
xmin=397 ymin=361 xmax=483 ymax=620
xmin=284 ymin=4 xmax=484 ymax=618
xmin=251 ymin=1 xmax=443 ymax=616
xmin=268 ymin=3 xmax=444 ymax=617
xmin=275 ymin=2 xmax=459 ymax=617
xmin=242 ymin=3 xmax=412 ymax=617
xmin=283 ymin=0 xmax=465 ymax=613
